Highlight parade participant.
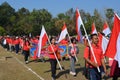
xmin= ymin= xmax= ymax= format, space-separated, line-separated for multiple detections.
xmin=84 ymin=34 xmax=107 ymax=80
xmin=68 ymin=37 xmax=79 ymax=76
xmin=48 ymin=37 xmax=59 ymax=80
xmin=14 ymin=36 xmax=20 ymax=54
xmin=23 ymin=38 xmax=31 ymax=64
xmin=11 ymin=37 xmax=15 ymax=52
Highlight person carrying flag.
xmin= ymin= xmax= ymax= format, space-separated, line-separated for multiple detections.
xmin=48 ymin=37 xmax=60 ymax=80
xmin=84 ymin=34 xmax=107 ymax=80
xmin=68 ymin=37 xmax=79 ymax=76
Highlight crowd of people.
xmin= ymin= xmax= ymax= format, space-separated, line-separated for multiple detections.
xmin=0 ymin=35 xmax=39 ymax=63
xmin=0 ymin=33 xmax=119 ymax=80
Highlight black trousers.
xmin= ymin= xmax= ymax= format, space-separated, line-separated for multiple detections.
xmin=15 ymin=44 xmax=19 ymax=53
xmin=50 ymin=59 xmax=57 ymax=78
xmin=23 ymin=50 xmax=29 ymax=61
xmin=112 ymin=76 xmax=118 ymax=80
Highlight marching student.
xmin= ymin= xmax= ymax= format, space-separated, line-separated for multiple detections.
xmin=23 ymin=38 xmax=31 ymax=64
xmin=84 ymin=34 xmax=107 ymax=80
xmin=68 ymin=37 xmax=79 ymax=76
xmin=14 ymin=36 xmax=20 ymax=54
xmin=48 ymin=37 xmax=59 ymax=80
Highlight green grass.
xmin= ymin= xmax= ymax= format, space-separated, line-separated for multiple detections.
xmin=0 ymin=44 xmax=116 ymax=80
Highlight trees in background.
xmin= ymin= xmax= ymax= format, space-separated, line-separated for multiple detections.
xmin=0 ymin=2 xmax=115 ymax=36
xmin=0 ymin=2 xmax=15 ymax=35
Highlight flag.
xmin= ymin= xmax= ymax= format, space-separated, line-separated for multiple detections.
xmin=105 ymin=13 xmax=120 ymax=67
xmin=37 ymin=26 xmax=48 ymax=57
xmin=98 ymin=33 xmax=109 ymax=54
xmin=102 ymin=21 xmax=111 ymax=36
xmin=91 ymin=23 xmax=97 ymax=34
xmin=76 ymin=8 xmax=100 ymax=72
xmin=58 ymin=24 xmax=68 ymax=43
xmin=76 ymin=8 xmax=83 ymax=43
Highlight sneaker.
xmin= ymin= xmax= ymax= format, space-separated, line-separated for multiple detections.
xmin=52 ymin=77 xmax=55 ymax=80
xmin=25 ymin=61 xmax=29 ymax=64
xmin=70 ymin=71 xmax=73 ymax=75
xmin=70 ymin=71 xmax=76 ymax=75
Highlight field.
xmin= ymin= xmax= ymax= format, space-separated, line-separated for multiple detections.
xmin=0 ymin=44 xmax=116 ymax=80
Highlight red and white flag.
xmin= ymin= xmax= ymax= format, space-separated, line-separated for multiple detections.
xmin=91 ymin=23 xmax=97 ymax=34
xmin=76 ymin=8 xmax=83 ymax=43
xmin=76 ymin=9 xmax=100 ymax=72
xmin=102 ymin=21 xmax=111 ymax=36
xmin=58 ymin=24 xmax=68 ymax=43
xmin=105 ymin=13 xmax=120 ymax=67
xmin=37 ymin=26 xmax=48 ymax=57
xmin=99 ymin=33 xmax=109 ymax=54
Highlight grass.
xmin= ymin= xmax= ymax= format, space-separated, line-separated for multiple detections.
xmin=0 ymin=44 xmax=116 ymax=80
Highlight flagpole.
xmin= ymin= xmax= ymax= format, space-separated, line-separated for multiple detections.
xmin=115 ymin=12 xmax=120 ymax=20
xmin=76 ymin=9 xmax=100 ymax=72
xmin=67 ymin=33 xmax=78 ymax=62
xmin=46 ymin=34 xmax=63 ymax=70
xmin=82 ymin=24 xmax=100 ymax=72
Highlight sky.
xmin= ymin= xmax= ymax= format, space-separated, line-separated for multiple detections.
xmin=0 ymin=0 xmax=120 ymax=17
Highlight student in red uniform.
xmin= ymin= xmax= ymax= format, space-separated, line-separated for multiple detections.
xmin=23 ymin=38 xmax=31 ymax=64
xmin=84 ymin=34 xmax=107 ymax=80
xmin=48 ymin=37 xmax=59 ymax=80
xmin=14 ymin=37 xmax=20 ymax=54
xmin=60 ymin=38 xmax=68 ymax=45
xmin=11 ymin=37 xmax=15 ymax=52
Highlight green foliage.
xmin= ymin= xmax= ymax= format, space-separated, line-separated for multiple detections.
xmin=0 ymin=2 xmax=117 ymax=36
xmin=105 ymin=9 xmax=114 ymax=29
xmin=93 ymin=9 xmax=104 ymax=32
xmin=0 ymin=2 xmax=15 ymax=28
xmin=0 ymin=26 xmax=6 ymax=35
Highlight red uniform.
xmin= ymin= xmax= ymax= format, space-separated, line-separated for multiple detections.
xmin=84 ymin=44 xmax=104 ymax=68
xmin=23 ymin=41 xmax=30 ymax=51
xmin=60 ymin=39 xmax=68 ymax=45
xmin=48 ymin=44 xmax=59 ymax=59
xmin=14 ymin=39 xmax=20 ymax=45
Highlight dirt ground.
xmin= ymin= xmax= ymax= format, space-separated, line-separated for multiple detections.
xmin=0 ymin=44 xmax=116 ymax=80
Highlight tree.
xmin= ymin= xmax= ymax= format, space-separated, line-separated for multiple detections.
xmin=65 ymin=8 xmax=74 ymax=19
xmin=0 ymin=26 xmax=6 ymax=35
xmin=93 ymin=9 xmax=104 ymax=32
xmin=105 ymin=8 xmax=114 ymax=28
xmin=0 ymin=2 xmax=15 ymax=31
xmin=13 ymin=7 xmax=31 ymax=35
xmin=30 ymin=9 xmax=52 ymax=35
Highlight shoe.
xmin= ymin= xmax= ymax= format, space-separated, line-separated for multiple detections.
xmin=73 ymin=74 xmax=77 ymax=77
xmin=25 ymin=61 xmax=29 ymax=64
xmin=70 ymin=71 xmax=76 ymax=75
xmin=52 ymin=77 xmax=55 ymax=80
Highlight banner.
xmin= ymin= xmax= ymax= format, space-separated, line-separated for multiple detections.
xmin=59 ymin=45 xmax=67 ymax=56
xmin=30 ymin=47 xmax=36 ymax=57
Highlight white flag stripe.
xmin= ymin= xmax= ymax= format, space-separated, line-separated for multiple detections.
xmin=58 ymin=27 xmax=68 ymax=43
xmin=103 ymin=27 xmax=111 ymax=36
xmin=91 ymin=23 xmax=97 ymax=34
xmin=77 ymin=15 xmax=83 ymax=32
xmin=92 ymin=29 xmax=97 ymax=34
xmin=37 ymin=26 xmax=46 ymax=57
xmin=102 ymin=36 xmax=109 ymax=54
